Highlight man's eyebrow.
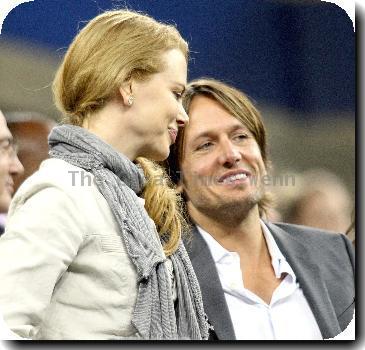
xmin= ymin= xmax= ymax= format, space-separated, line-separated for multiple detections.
xmin=191 ymin=124 xmax=247 ymax=143
xmin=191 ymin=130 xmax=214 ymax=142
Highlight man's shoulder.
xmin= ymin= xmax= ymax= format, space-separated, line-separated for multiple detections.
xmin=267 ymin=222 xmax=353 ymax=264
xmin=270 ymin=222 xmax=343 ymax=239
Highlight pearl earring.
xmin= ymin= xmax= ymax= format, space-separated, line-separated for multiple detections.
xmin=127 ymin=95 xmax=134 ymax=106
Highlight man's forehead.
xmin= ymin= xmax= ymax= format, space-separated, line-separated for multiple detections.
xmin=188 ymin=95 xmax=245 ymax=125
xmin=186 ymin=113 xmax=247 ymax=141
xmin=0 ymin=111 xmax=13 ymax=140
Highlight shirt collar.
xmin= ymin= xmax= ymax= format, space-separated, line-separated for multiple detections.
xmin=196 ymin=220 xmax=296 ymax=281
xmin=197 ymin=225 xmax=231 ymax=264
xmin=260 ymin=220 xmax=295 ymax=279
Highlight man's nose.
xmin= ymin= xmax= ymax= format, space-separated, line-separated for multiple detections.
xmin=10 ymin=154 xmax=24 ymax=176
xmin=176 ymin=104 xmax=189 ymax=128
xmin=218 ymin=139 xmax=242 ymax=167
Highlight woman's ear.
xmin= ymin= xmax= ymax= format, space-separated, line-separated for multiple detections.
xmin=118 ymin=80 xmax=133 ymax=107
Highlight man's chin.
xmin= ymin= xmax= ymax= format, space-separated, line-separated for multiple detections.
xmin=217 ymin=191 xmax=259 ymax=205
xmin=220 ymin=190 xmax=263 ymax=211
xmin=0 ymin=195 xmax=11 ymax=213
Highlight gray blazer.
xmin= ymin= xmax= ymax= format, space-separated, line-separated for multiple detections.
xmin=185 ymin=222 xmax=355 ymax=340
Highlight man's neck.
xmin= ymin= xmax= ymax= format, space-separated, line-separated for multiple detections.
xmin=189 ymin=204 xmax=281 ymax=304
xmin=188 ymin=203 xmax=265 ymax=262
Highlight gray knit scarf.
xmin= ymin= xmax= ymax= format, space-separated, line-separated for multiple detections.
xmin=48 ymin=125 xmax=209 ymax=340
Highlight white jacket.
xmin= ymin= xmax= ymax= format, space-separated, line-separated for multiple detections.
xmin=0 ymin=158 xmax=157 ymax=339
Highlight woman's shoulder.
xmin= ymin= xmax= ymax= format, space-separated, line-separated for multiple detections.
xmin=11 ymin=158 xmax=102 ymax=212
xmin=39 ymin=158 xmax=94 ymax=186
xmin=7 ymin=158 xmax=117 ymax=235
xmin=18 ymin=158 xmax=95 ymax=194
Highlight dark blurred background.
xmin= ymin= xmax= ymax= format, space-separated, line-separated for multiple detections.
xmin=0 ymin=0 xmax=355 ymax=218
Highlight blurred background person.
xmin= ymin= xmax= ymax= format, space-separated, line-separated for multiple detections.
xmin=0 ymin=110 xmax=24 ymax=235
xmin=4 ymin=111 xmax=56 ymax=193
xmin=275 ymin=168 xmax=353 ymax=234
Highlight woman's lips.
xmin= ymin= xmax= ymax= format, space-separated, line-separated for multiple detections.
xmin=168 ymin=128 xmax=178 ymax=144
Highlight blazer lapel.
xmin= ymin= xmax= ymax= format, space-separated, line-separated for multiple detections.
xmin=185 ymin=226 xmax=236 ymax=340
xmin=266 ymin=222 xmax=341 ymax=339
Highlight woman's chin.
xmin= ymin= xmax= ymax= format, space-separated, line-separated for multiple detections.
xmin=144 ymin=147 xmax=170 ymax=162
xmin=154 ymin=150 xmax=170 ymax=162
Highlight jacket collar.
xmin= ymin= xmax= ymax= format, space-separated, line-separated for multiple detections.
xmin=185 ymin=226 xmax=236 ymax=340
xmin=265 ymin=222 xmax=341 ymax=339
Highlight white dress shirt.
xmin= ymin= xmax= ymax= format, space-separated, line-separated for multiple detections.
xmin=197 ymin=220 xmax=322 ymax=340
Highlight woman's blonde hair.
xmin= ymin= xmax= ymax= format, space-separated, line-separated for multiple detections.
xmin=53 ymin=9 xmax=188 ymax=123
xmin=137 ymin=158 xmax=188 ymax=256
xmin=52 ymin=9 xmax=189 ymax=256
xmin=168 ymin=78 xmax=273 ymax=217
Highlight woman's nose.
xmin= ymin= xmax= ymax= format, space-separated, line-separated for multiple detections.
xmin=176 ymin=104 xmax=189 ymax=127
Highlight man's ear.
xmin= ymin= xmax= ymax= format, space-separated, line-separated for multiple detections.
xmin=176 ymin=182 xmax=183 ymax=194
xmin=118 ymin=79 xmax=133 ymax=107
xmin=176 ymin=181 xmax=189 ymax=201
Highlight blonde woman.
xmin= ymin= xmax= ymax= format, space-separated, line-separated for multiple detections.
xmin=0 ymin=10 xmax=209 ymax=340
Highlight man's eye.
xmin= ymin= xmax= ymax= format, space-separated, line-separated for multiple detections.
xmin=235 ymin=134 xmax=248 ymax=141
xmin=197 ymin=142 xmax=212 ymax=150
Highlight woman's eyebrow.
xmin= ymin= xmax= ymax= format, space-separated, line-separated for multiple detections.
xmin=172 ymin=82 xmax=186 ymax=92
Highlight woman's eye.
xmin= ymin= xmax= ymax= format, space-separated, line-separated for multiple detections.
xmin=173 ymin=91 xmax=183 ymax=100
